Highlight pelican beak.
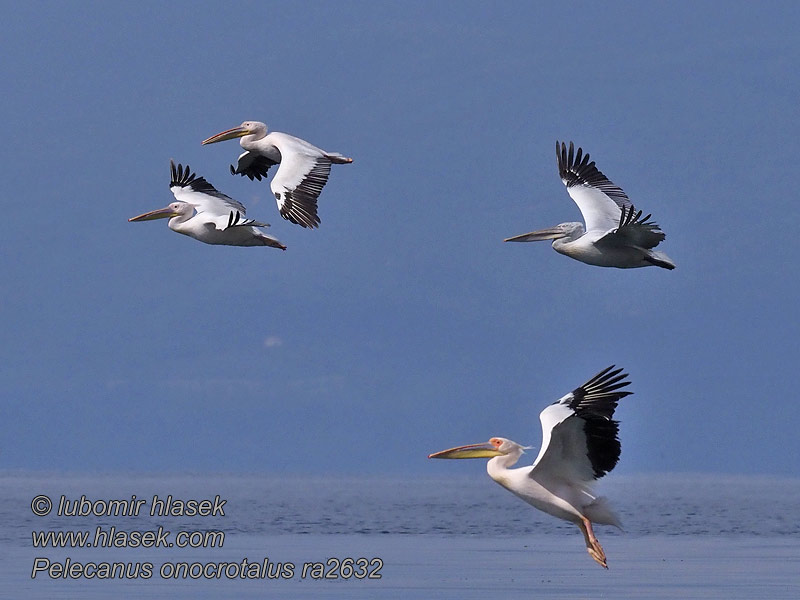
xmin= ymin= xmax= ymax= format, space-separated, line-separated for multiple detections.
xmin=128 ymin=206 xmax=179 ymax=222
xmin=504 ymin=226 xmax=566 ymax=243
xmin=201 ymin=126 xmax=251 ymax=145
xmin=428 ymin=442 xmax=503 ymax=459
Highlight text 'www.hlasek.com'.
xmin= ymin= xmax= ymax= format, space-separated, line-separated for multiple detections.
xmin=29 ymin=494 xmax=383 ymax=581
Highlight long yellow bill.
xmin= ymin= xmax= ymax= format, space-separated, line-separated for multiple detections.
xmin=128 ymin=206 xmax=179 ymax=222
xmin=201 ymin=126 xmax=250 ymax=145
xmin=428 ymin=441 xmax=503 ymax=459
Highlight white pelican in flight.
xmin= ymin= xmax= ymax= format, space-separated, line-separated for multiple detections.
xmin=505 ymin=141 xmax=675 ymax=269
xmin=129 ymin=161 xmax=286 ymax=250
xmin=429 ymin=366 xmax=632 ymax=569
xmin=201 ymin=121 xmax=352 ymax=229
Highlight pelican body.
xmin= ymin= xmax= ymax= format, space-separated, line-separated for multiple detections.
xmin=129 ymin=161 xmax=286 ymax=250
xmin=505 ymin=142 xmax=675 ymax=269
xmin=202 ymin=121 xmax=352 ymax=229
xmin=429 ymin=366 xmax=632 ymax=569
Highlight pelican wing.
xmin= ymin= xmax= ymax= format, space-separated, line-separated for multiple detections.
xmin=170 ymin=161 xmax=246 ymax=215
xmin=596 ymin=205 xmax=666 ymax=250
xmin=269 ymin=157 xmax=331 ymax=229
xmin=266 ymin=133 xmax=335 ymax=229
xmin=557 ymin=141 xmax=633 ymax=234
xmin=230 ymin=150 xmax=279 ymax=181
xmin=224 ymin=209 xmax=269 ymax=229
xmin=169 ymin=161 xmax=250 ymax=230
xmin=530 ymin=366 xmax=632 ymax=485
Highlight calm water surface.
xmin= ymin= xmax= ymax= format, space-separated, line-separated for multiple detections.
xmin=1 ymin=473 xmax=798 ymax=598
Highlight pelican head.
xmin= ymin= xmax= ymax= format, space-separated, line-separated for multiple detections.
xmin=202 ymin=121 xmax=268 ymax=145
xmin=128 ymin=201 xmax=193 ymax=222
xmin=504 ymin=222 xmax=584 ymax=243
xmin=428 ymin=437 xmax=525 ymax=459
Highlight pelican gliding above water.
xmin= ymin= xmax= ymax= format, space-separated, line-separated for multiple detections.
xmin=202 ymin=121 xmax=352 ymax=229
xmin=429 ymin=366 xmax=632 ymax=569
xmin=129 ymin=161 xmax=286 ymax=249
xmin=505 ymin=141 xmax=675 ymax=269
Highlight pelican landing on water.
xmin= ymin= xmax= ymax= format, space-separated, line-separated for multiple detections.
xmin=505 ymin=142 xmax=675 ymax=269
xmin=202 ymin=121 xmax=352 ymax=229
xmin=429 ymin=366 xmax=632 ymax=569
xmin=129 ymin=161 xmax=286 ymax=249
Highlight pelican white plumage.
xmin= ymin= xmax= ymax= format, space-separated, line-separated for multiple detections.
xmin=201 ymin=121 xmax=352 ymax=229
xmin=428 ymin=366 xmax=632 ymax=569
xmin=129 ymin=161 xmax=286 ymax=250
xmin=505 ymin=141 xmax=675 ymax=269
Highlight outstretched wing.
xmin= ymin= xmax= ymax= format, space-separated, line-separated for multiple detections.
xmin=530 ymin=366 xmax=632 ymax=485
xmin=267 ymin=132 xmax=339 ymax=229
xmin=170 ymin=160 xmax=246 ymax=216
xmin=230 ymin=150 xmax=279 ymax=181
xmin=270 ymin=155 xmax=331 ymax=229
xmin=225 ymin=210 xmax=270 ymax=230
xmin=169 ymin=161 xmax=250 ymax=230
xmin=557 ymin=141 xmax=633 ymax=234
xmin=596 ymin=205 xmax=666 ymax=250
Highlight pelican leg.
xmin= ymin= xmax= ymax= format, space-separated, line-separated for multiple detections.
xmin=578 ymin=517 xmax=608 ymax=569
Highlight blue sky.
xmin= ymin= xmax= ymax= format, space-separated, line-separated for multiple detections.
xmin=2 ymin=1 xmax=798 ymax=476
